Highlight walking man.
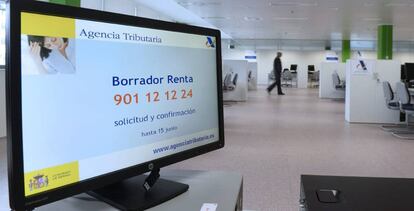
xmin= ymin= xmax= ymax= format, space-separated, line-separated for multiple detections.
xmin=267 ymin=52 xmax=285 ymax=95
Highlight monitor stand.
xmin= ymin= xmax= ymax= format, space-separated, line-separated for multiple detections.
xmin=87 ymin=169 xmax=189 ymax=211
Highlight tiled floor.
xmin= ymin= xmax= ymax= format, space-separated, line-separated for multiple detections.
xmin=0 ymin=137 xmax=8 ymax=211
xmin=2 ymin=88 xmax=414 ymax=211
xmin=169 ymin=88 xmax=414 ymax=210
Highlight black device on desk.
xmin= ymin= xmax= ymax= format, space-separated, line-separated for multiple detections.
xmin=401 ymin=64 xmax=406 ymax=81
xmin=300 ymin=175 xmax=414 ymax=211
xmin=308 ymin=65 xmax=315 ymax=72
xmin=308 ymin=65 xmax=315 ymax=76
xmin=290 ymin=64 xmax=298 ymax=73
xmin=6 ymin=1 xmax=224 ymax=211
xmin=405 ymin=63 xmax=414 ymax=88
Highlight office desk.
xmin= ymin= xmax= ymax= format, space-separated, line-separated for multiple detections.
xmin=35 ymin=170 xmax=243 ymax=211
xmin=300 ymin=175 xmax=414 ymax=211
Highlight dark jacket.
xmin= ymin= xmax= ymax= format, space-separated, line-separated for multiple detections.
xmin=273 ymin=57 xmax=282 ymax=76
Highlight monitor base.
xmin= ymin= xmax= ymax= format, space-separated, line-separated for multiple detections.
xmin=87 ymin=174 xmax=189 ymax=211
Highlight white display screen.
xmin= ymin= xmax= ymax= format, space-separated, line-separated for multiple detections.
xmin=20 ymin=12 xmax=219 ymax=196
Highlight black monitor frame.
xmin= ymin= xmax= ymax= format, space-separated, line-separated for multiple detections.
xmin=405 ymin=63 xmax=414 ymax=82
xmin=290 ymin=64 xmax=297 ymax=71
xmin=401 ymin=64 xmax=407 ymax=81
xmin=308 ymin=65 xmax=315 ymax=71
xmin=6 ymin=1 xmax=224 ymax=210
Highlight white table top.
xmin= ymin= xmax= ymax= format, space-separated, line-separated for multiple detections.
xmin=33 ymin=169 xmax=243 ymax=211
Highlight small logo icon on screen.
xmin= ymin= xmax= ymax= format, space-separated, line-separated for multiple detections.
xmin=206 ymin=37 xmax=216 ymax=48
xmin=29 ymin=174 xmax=49 ymax=192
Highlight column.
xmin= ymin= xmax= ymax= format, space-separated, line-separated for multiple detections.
xmin=342 ymin=40 xmax=351 ymax=63
xmin=49 ymin=0 xmax=81 ymax=7
xmin=377 ymin=25 xmax=393 ymax=60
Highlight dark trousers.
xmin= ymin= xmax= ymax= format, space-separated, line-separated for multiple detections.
xmin=267 ymin=74 xmax=283 ymax=94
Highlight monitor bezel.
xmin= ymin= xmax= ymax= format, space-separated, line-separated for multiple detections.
xmin=308 ymin=65 xmax=315 ymax=71
xmin=6 ymin=1 xmax=224 ymax=210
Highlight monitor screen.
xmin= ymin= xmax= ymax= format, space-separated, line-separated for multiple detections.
xmin=405 ymin=63 xmax=414 ymax=82
xmin=401 ymin=65 xmax=406 ymax=81
xmin=7 ymin=2 xmax=223 ymax=207
xmin=290 ymin=64 xmax=297 ymax=71
xmin=308 ymin=65 xmax=315 ymax=71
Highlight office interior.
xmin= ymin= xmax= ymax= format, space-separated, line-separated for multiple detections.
xmin=3 ymin=0 xmax=414 ymax=210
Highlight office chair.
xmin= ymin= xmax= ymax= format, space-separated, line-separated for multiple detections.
xmin=223 ymin=73 xmax=233 ymax=91
xmin=232 ymin=73 xmax=238 ymax=89
xmin=268 ymin=70 xmax=276 ymax=85
xmin=392 ymin=82 xmax=414 ymax=139
xmin=248 ymin=70 xmax=252 ymax=82
xmin=310 ymin=71 xmax=320 ymax=88
xmin=332 ymin=72 xmax=345 ymax=90
xmin=289 ymin=65 xmax=298 ymax=87
xmin=381 ymin=81 xmax=406 ymax=131
xmin=282 ymin=69 xmax=293 ymax=87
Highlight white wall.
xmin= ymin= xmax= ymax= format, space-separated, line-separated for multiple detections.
xmin=222 ymin=49 xmax=414 ymax=88
xmin=0 ymin=70 xmax=5 ymax=137
xmin=222 ymin=48 xmax=246 ymax=60
xmin=350 ymin=51 xmax=414 ymax=63
xmin=223 ymin=48 xmax=333 ymax=87
xmin=256 ymin=50 xmax=327 ymax=88
xmin=394 ymin=52 xmax=414 ymax=63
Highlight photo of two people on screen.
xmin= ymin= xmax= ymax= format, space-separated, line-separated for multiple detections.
xmin=21 ymin=35 xmax=76 ymax=75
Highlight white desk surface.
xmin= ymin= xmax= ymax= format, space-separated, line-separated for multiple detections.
xmin=31 ymin=170 xmax=243 ymax=211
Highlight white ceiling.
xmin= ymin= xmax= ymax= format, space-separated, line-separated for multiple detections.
xmin=174 ymin=0 xmax=414 ymax=41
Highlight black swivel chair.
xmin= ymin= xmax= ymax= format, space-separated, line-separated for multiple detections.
xmin=290 ymin=65 xmax=298 ymax=87
xmin=282 ymin=69 xmax=293 ymax=87
xmin=232 ymin=73 xmax=238 ymax=89
xmin=223 ymin=73 xmax=233 ymax=91
xmin=381 ymin=81 xmax=404 ymax=131
xmin=392 ymin=82 xmax=414 ymax=139
xmin=248 ymin=70 xmax=252 ymax=82
xmin=332 ymin=72 xmax=345 ymax=90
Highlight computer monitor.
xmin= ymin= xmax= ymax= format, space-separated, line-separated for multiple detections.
xmin=290 ymin=64 xmax=298 ymax=72
xmin=401 ymin=64 xmax=407 ymax=81
xmin=308 ymin=65 xmax=315 ymax=72
xmin=405 ymin=63 xmax=414 ymax=81
xmin=6 ymin=1 xmax=224 ymax=210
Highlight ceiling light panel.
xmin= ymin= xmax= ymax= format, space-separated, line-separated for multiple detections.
xmin=273 ymin=17 xmax=309 ymax=21
xmin=385 ymin=2 xmax=408 ymax=7
xmin=269 ymin=1 xmax=318 ymax=7
xmin=244 ymin=16 xmax=263 ymax=21
xmin=363 ymin=17 xmax=382 ymax=21
xmin=201 ymin=16 xmax=230 ymax=20
xmin=177 ymin=1 xmax=221 ymax=7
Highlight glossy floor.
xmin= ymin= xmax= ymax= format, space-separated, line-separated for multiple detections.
xmin=2 ymin=88 xmax=414 ymax=211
